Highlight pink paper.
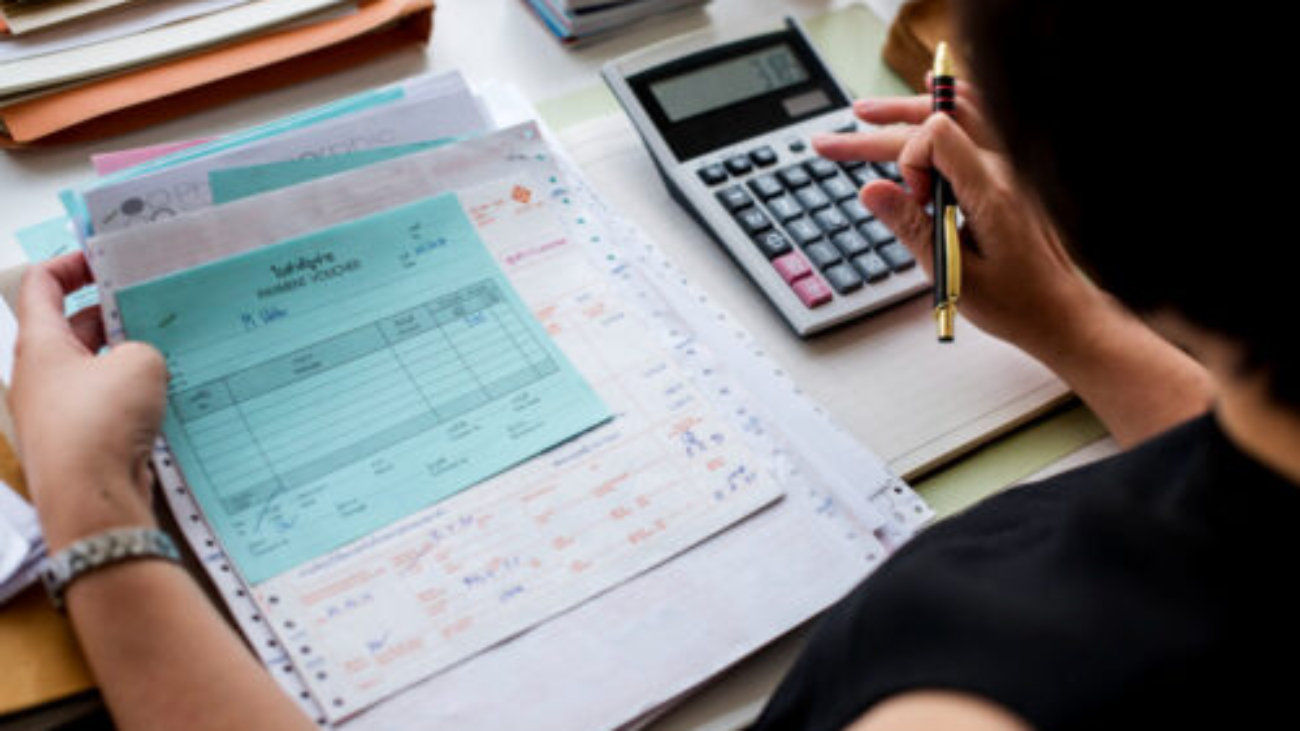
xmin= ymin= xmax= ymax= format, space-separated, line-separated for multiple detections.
xmin=91 ymin=137 xmax=213 ymax=176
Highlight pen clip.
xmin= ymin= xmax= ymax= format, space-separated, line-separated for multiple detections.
xmin=943 ymin=206 xmax=961 ymax=303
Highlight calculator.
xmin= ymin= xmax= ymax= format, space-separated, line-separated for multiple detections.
xmin=602 ymin=17 xmax=927 ymax=336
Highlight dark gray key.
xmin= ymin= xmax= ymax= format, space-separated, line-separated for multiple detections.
xmin=778 ymin=164 xmax=812 ymax=189
xmin=835 ymin=121 xmax=858 ymax=134
xmin=840 ymin=159 xmax=867 ymax=171
xmin=715 ymin=185 xmax=752 ymax=212
xmin=697 ymin=164 xmax=727 ymax=186
xmin=750 ymin=145 xmax=778 ymax=167
xmin=725 ymin=155 xmax=753 ymax=176
xmin=736 ymin=208 xmax=772 ymax=235
xmin=788 ymin=139 xmax=807 ymax=153
xmin=840 ymin=198 xmax=873 ymax=225
xmin=821 ymin=175 xmax=857 ymax=202
xmin=830 ymin=229 xmax=871 ymax=258
xmin=795 ymin=186 xmax=831 ymax=211
xmin=766 ymin=194 xmax=803 ymax=222
xmin=873 ymin=160 xmax=902 ymax=181
xmin=852 ymin=252 xmax=891 ymax=282
xmin=753 ymin=230 xmax=792 ymax=259
xmin=786 ymin=217 xmax=823 ymax=246
xmin=877 ymin=242 xmax=917 ymax=271
xmin=849 ymin=165 xmax=881 ymax=187
xmin=824 ymin=262 xmax=864 ymax=293
xmin=748 ymin=174 xmax=784 ymax=200
xmin=804 ymin=241 xmax=842 ymax=269
xmin=858 ymin=219 xmax=895 ymax=246
xmin=813 ymin=207 xmax=850 ymax=234
xmin=805 ymin=158 xmax=839 ymax=180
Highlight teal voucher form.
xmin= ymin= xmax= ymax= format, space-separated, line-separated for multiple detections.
xmin=116 ymin=192 xmax=612 ymax=584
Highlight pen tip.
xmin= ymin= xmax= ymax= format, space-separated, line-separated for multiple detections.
xmin=933 ymin=41 xmax=956 ymax=77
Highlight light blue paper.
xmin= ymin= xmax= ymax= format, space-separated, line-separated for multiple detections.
xmin=116 ymin=193 xmax=610 ymax=584
xmin=15 ymin=216 xmax=78 ymax=262
xmin=15 ymin=216 xmax=99 ymax=314
xmin=209 ymin=140 xmax=446 ymax=205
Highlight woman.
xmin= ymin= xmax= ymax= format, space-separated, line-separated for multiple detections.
xmin=8 ymin=1 xmax=1295 ymax=729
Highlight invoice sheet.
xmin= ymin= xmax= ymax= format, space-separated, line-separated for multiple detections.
xmin=115 ymin=192 xmax=611 ymax=584
xmin=99 ymin=129 xmax=790 ymax=720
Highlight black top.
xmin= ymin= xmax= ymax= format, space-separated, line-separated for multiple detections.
xmin=754 ymin=413 xmax=1300 ymax=730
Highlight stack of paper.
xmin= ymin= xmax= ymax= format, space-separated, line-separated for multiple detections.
xmin=15 ymin=71 xmax=931 ymax=729
xmin=525 ymin=0 xmax=709 ymax=44
xmin=0 ymin=0 xmax=435 ymax=146
xmin=0 ymin=479 xmax=44 ymax=604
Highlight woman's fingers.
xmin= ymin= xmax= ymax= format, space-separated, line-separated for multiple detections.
xmin=853 ymin=95 xmax=999 ymax=150
xmin=860 ymin=181 xmax=934 ymax=277
xmin=897 ymin=114 xmax=991 ymax=210
xmin=17 ymin=253 xmax=101 ymax=361
xmin=812 ymin=125 xmax=913 ymax=162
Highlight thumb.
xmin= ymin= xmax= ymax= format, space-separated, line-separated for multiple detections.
xmin=103 ymin=341 xmax=169 ymax=383
xmin=861 ymin=180 xmax=934 ymax=276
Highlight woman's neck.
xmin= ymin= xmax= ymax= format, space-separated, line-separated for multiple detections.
xmin=1216 ymin=380 xmax=1300 ymax=486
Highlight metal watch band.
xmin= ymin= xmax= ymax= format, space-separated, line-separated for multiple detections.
xmin=40 ymin=527 xmax=182 ymax=611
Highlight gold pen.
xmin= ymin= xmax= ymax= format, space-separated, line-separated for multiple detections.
xmin=931 ymin=42 xmax=961 ymax=342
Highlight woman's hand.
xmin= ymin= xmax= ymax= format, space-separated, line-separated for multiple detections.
xmin=7 ymin=252 xmax=169 ymax=551
xmin=813 ymin=85 xmax=1214 ymax=446
xmin=812 ymin=83 xmax=1111 ymax=363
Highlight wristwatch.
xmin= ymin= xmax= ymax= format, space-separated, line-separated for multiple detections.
xmin=40 ymin=527 xmax=182 ymax=611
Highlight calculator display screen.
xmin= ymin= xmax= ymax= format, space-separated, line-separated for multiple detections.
xmin=649 ymin=44 xmax=810 ymax=123
xmin=627 ymin=28 xmax=849 ymax=160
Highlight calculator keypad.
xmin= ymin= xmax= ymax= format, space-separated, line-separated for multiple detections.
xmin=714 ymin=136 xmax=908 ymax=312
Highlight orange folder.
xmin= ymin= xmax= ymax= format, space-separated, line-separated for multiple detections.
xmin=0 ymin=0 xmax=435 ymax=148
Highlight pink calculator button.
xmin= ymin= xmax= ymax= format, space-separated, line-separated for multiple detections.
xmin=772 ymin=252 xmax=813 ymax=283
xmin=792 ymin=276 xmax=833 ymax=308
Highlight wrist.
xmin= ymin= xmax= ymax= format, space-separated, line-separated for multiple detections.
xmin=1017 ymin=280 xmax=1126 ymax=376
xmin=36 ymin=472 xmax=157 ymax=553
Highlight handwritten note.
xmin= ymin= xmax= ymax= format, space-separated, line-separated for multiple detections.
xmin=115 ymin=193 xmax=610 ymax=583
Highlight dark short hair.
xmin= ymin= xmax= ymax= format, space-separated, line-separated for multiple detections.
xmin=955 ymin=1 xmax=1298 ymax=406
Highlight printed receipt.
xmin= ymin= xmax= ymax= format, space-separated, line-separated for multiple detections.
xmin=115 ymin=193 xmax=611 ymax=584
xmin=252 ymin=177 xmax=785 ymax=721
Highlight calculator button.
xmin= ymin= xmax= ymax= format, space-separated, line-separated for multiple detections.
xmin=736 ymin=208 xmax=772 ymax=236
xmin=873 ymin=161 xmax=903 ymax=181
xmin=824 ymin=262 xmax=864 ymax=293
xmin=792 ymin=276 xmax=833 ymax=308
xmin=813 ymin=207 xmax=850 ymax=234
xmin=766 ymin=194 xmax=803 ymax=222
xmin=795 ymin=186 xmax=831 ymax=211
xmin=840 ymin=199 xmax=873 ymax=226
xmin=772 ymin=251 xmax=813 ymax=283
xmin=804 ymin=241 xmax=842 ymax=269
xmin=748 ymin=174 xmax=784 ymax=200
xmin=788 ymin=139 xmax=807 ymax=154
xmin=830 ymin=229 xmax=871 ymax=258
xmin=835 ymin=121 xmax=858 ymax=134
xmin=821 ymin=176 xmax=857 ymax=202
xmin=849 ymin=165 xmax=881 ymax=187
xmin=750 ymin=145 xmax=778 ymax=167
xmin=858 ymin=219 xmax=895 ymax=247
xmin=778 ymin=164 xmax=812 ymax=189
xmin=754 ymin=230 xmax=793 ymax=259
xmin=725 ymin=155 xmax=753 ymax=176
xmin=805 ymin=158 xmax=839 ymax=180
xmin=852 ymin=252 xmax=891 ymax=282
xmin=786 ymin=218 xmax=823 ymax=246
xmin=697 ymin=164 xmax=728 ymax=186
xmin=877 ymin=242 xmax=917 ymax=271
xmin=840 ymin=158 xmax=867 ymax=171
xmin=715 ymin=185 xmax=752 ymax=212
